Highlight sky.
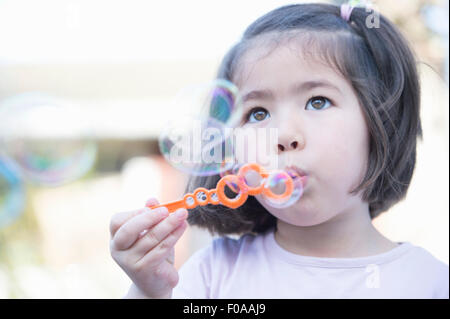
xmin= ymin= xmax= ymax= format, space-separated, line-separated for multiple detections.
xmin=0 ymin=0 xmax=312 ymax=64
xmin=0 ymin=0 xmax=447 ymax=139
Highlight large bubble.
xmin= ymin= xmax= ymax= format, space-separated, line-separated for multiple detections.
xmin=159 ymin=79 xmax=243 ymax=176
xmin=159 ymin=116 xmax=236 ymax=176
xmin=0 ymin=93 xmax=97 ymax=186
xmin=0 ymin=158 xmax=25 ymax=229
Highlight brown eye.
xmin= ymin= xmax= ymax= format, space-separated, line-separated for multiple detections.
xmin=247 ymin=107 xmax=269 ymax=123
xmin=306 ymin=96 xmax=332 ymax=110
xmin=311 ymin=98 xmax=324 ymax=109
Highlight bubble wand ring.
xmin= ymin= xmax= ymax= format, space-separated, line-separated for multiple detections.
xmin=148 ymin=163 xmax=296 ymax=213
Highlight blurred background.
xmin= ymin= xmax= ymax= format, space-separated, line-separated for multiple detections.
xmin=0 ymin=0 xmax=448 ymax=298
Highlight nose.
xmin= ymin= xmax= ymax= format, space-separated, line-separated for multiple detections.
xmin=277 ymin=134 xmax=305 ymax=153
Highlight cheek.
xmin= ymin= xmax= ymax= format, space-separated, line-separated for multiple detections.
xmin=234 ymin=128 xmax=254 ymax=164
xmin=313 ymin=119 xmax=370 ymax=191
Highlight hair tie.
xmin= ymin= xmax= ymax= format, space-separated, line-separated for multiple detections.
xmin=340 ymin=3 xmax=355 ymax=21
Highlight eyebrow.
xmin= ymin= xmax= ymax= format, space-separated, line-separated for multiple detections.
xmin=295 ymin=80 xmax=342 ymax=94
xmin=242 ymin=80 xmax=342 ymax=102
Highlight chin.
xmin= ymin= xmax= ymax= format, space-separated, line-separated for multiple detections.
xmin=256 ymin=194 xmax=331 ymax=226
xmin=281 ymin=212 xmax=324 ymax=227
xmin=271 ymin=203 xmax=325 ymax=227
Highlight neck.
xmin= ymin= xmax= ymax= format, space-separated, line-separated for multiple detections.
xmin=274 ymin=205 xmax=397 ymax=258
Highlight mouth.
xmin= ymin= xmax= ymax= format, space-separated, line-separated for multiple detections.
xmin=285 ymin=165 xmax=309 ymax=187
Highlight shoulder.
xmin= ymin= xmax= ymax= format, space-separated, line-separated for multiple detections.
xmin=405 ymin=244 xmax=448 ymax=273
xmin=401 ymin=243 xmax=449 ymax=298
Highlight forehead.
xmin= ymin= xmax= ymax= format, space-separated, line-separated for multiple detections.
xmin=232 ymin=33 xmax=350 ymax=92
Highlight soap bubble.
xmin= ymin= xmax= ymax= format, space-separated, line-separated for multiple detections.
xmin=260 ymin=168 xmax=304 ymax=208
xmin=158 ymin=79 xmax=243 ymax=176
xmin=172 ymin=79 xmax=243 ymax=127
xmin=219 ymin=161 xmax=243 ymax=192
xmin=0 ymin=158 xmax=25 ymax=229
xmin=219 ymin=161 xmax=242 ymax=178
xmin=216 ymin=173 xmax=248 ymax=209
xmin=208 ymin=80 xmax=242 ymax=126
xmin=159 ymin=116 xmax=236 ymax=176
xmin=0 ymin=93 xmax=97 ymax=186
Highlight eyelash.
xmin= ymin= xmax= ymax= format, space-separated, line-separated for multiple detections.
xmin=244 ymin=96 xmax=334 ymax=123
xmin=244 ymin=107 xmax=268 ymax=123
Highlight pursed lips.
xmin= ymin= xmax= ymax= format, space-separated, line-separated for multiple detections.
xmin=285 ymin=165 xmax=309 ymax=188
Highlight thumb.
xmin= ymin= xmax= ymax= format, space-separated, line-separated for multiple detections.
xmin=166 ymin=247 xmax=175 ymax=265
xmin=145 ymin=197 xmax=160 ymax=207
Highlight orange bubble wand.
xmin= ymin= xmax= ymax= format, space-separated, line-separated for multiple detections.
xmin=148 ymin=163 xmax=297 ymax=213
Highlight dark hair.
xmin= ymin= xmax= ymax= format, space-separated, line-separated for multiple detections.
xmin=185 ymin=3 xmax=422 ymax=236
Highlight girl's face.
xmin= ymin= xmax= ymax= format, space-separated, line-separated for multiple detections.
xmin=233 ymin=41 xmax=371 ymax=226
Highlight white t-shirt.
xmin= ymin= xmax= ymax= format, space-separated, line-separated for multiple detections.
xmin=173 ymin=230 xmax=449 ymax=299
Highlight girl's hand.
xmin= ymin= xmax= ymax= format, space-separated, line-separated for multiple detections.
xmin=109 ymin=198 xmax=188 ymax=299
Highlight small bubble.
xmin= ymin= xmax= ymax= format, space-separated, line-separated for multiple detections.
xmin=196 ymin=191 xmax=207 ymax=202
xmin=260 ymin=169 xmax=303 ymax=208
xmin=185 ymin=196 xmax=195 ymax=206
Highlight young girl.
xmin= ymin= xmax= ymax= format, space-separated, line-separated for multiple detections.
xmin=109 ymin=2 xmax=449 ymax=298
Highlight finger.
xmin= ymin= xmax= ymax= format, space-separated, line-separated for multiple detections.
xmin=151 ymin=221 xmax=188 ymax=262
xmin=166 ymin=248 xmax=175 ymax=265
xmin=136 ymin=220 xmax=188 ymax=267
xmin=131 ymin=209 xmax=188 ymax=258
xmin=110 ymin=208 xmax=147 ymax=237
xmin=110 ymin=198 xmax=161 ymax=237
xmin=138 ymin=198 xmax=169 ymax=238
xmin=112 ymin=207 xmax=170 ymax=251
xmin=145 ymin=197 xmax=160 ymax=207
xmin=136 ymin=198 xmax=161 ymax=238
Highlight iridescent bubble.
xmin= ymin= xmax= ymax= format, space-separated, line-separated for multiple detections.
xmin=220 ymin=174 xmax=245 ymax=202
xmin=0 ymin=158 xmax=25 ymax=229
xmin=158 ymin=79 xmax=243 ymax=176
xmin=260 ymin=168 xmax=304 ymax=208
xmin=159 ymin=116 xmax=236 ymax=176
xmin=219 ymin=161 xmax=243 ymax=192
xmin=208 ymin=80 xmax=242 ymax=126
xmin=0 ymin=93 xmax=97 ymax=186
xmin=239 ymin=166 xmax=265 ymax=190
xmin=172 ymin=79 xmax=243 ymax=127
